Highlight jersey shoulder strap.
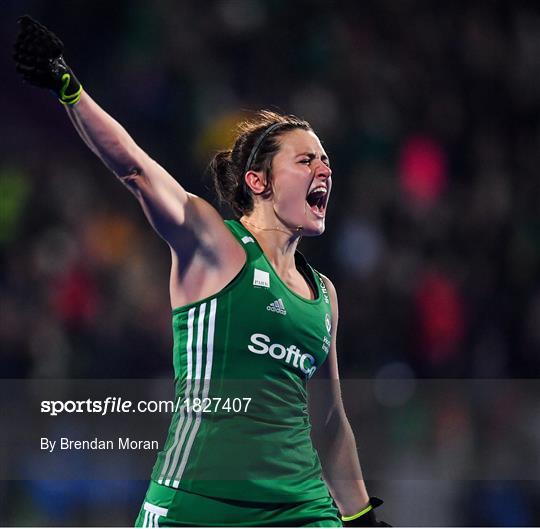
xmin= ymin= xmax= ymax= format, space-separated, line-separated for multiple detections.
xmin=225 ymin=219 xmax=330 ymax=305
xmin=294 ymin=250 xmax=322 ymax=301
xmin=224 ymin=219 xmax=264 ymax=263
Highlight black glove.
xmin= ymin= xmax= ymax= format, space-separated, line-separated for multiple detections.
xmin=13 ymin=15 xmax=82 ymax=105
xmin=341 ymin=497 xmax=391 ymax=527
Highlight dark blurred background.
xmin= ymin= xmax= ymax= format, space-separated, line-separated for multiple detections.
xmin=0 ymin=0 xmax=539 ymax=526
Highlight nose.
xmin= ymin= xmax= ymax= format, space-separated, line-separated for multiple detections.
xmin=315 ymin=160 xmax=332 ymax=180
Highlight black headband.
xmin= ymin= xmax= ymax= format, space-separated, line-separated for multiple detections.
xmin=244 ymin=122 xmax=283 ymax=175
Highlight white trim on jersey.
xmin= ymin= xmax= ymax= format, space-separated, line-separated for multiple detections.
xmin=173 ymin=297 xmax=216 ymax=486
xmin=157 ymin=299 xmax=217 ymax=488
xmin=142 ymin=502 xmax=167 ymax=527
xmin=144 ymin=501 xmax=168 ymax=517
xmin=167 ymin=302 xmax=206 ymax=484
xmin=158 ymin=306 xmax=196 ymax=485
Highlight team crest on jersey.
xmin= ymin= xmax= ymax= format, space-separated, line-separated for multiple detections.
xmin=253 ymin=268 xmax=270 ymax=288
xmin=325 ymin=313 xmax=332 ymax=334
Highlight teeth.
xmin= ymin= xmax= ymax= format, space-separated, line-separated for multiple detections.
xmin=306 ymin=186 xmax=328 ymax=209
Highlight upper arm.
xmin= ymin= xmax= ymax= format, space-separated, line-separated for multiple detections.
xmin=66 ymin=93 xmax=242 ymax=274
xmin=122 ymin=153 xmax=242 ymax=265
xmin=309 ymin=274 xmax=348 ymax=427
xmin=120 ymin=153 xmax=199 ymax=243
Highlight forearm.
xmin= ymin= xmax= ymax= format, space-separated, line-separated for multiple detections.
xmin=13 ymin=15 xmax=222 ymax=257
xmin=319 ymin=413 xmax=370 ymax=516
xmin=65 ymin=91 xmax=145 ymax=178
xmin=65 ymin=91 xmax=192 ymax=240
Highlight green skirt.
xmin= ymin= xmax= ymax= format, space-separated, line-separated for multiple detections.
xmin=135 ymin=480 xmax=342 ymax=527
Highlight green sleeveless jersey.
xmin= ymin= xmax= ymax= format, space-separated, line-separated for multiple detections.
xmin=151 ymin=220 xmax=333 ymax=502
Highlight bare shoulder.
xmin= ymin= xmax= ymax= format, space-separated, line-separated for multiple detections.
xmin=169 ymin=194 xmax=246 ymax=307
xmin=182 ymin=193 xmax=241 ymax=254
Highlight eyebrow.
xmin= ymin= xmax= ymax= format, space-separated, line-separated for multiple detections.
xmin=296 ymin=152 xmax=331 ymax=164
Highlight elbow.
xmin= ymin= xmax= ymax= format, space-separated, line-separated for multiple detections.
xmin=99 ymin=136 xmax=146 ymax=182
xmin=323 ymin=404 xmax=348 ymax=430
xmin=116 ymin=166 xmax=145 ymax=193
xmin=114 ymin=148 xmax=151 ymax=189
xmin=117 ymin=164 xmax=143 ymax=180
xmin=312 ymin=405 xmax=346 ymax=443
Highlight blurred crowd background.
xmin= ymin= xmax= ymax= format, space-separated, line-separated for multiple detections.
xmin=1 ymin=0 xmax=539 ymax=526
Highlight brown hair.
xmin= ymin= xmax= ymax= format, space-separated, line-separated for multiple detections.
xmin=209 ymin=110 xmax=312 ymax=217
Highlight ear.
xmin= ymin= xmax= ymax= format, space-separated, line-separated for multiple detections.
xmin=244 ymin=170 xmax=267 ymax=195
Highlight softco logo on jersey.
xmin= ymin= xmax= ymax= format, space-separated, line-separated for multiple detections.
xmin=248 ymin=333 xmax=317 ymax=378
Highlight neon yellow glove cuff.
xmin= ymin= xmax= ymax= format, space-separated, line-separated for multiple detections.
xmin=58 ymin=73 xmax=83 ymax=105
xmin=341 ymin=504 xmax=373 ymax=522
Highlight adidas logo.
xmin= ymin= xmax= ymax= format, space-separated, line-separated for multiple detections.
xmin=266 ymin=298 xmax=287 ymax=315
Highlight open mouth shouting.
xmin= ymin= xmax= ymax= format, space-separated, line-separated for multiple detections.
xmin=306 ymin=185 xmax=329 ymax=218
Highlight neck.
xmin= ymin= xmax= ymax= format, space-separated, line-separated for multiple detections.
xmin=240 ymin=215 xmax=301 ymax=273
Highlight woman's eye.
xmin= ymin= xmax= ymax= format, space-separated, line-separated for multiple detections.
xmin=300 ymin=159 xmax=311 ymax=164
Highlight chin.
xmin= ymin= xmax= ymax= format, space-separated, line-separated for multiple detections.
xmin=302 ymin=220 xmax=326 ymax=237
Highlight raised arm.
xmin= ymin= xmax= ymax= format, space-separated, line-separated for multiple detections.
xmin=310 ymin=275 xmax=390 ymax=527
xmin=63 ymin=91 xmax=213 ymax=249
xmin=13 ymin=16 xmax=241 ymax=262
